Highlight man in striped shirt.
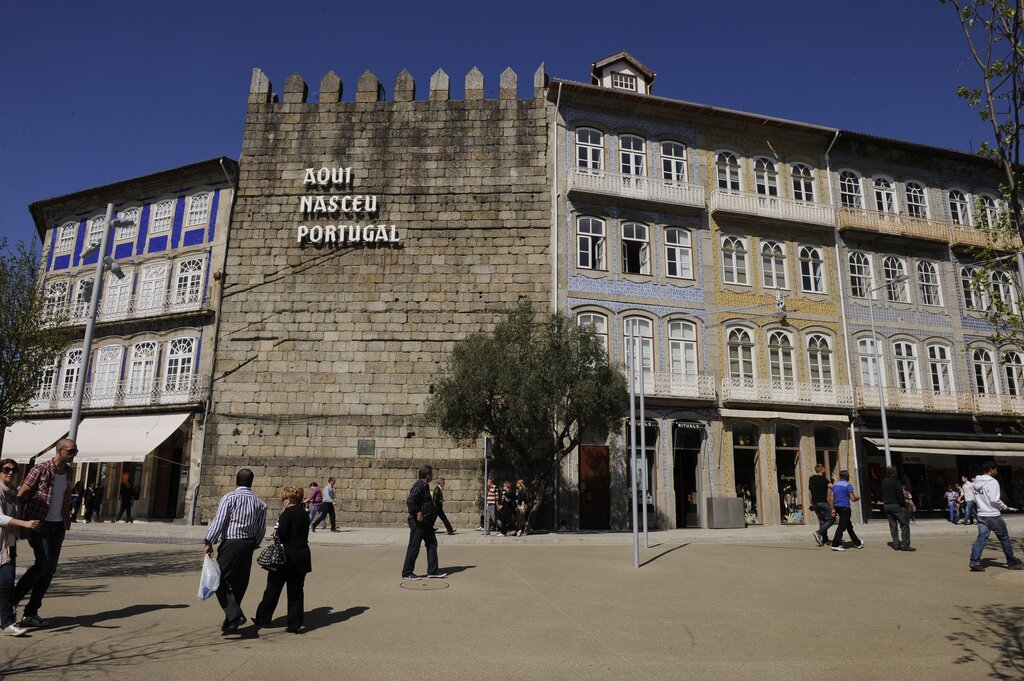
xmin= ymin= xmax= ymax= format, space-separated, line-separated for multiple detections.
xmin=204 ymin=468 xmax=267 ymax=633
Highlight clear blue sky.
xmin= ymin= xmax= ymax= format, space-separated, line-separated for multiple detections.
xmin=0 ymin=0 xmax=991 ymax=249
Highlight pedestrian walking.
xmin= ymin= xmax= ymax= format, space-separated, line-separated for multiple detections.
xmin=114 ymin=481 xmax=135 ymax=523
xmin=881 ymin=466 xmax=914 ymax=551
xmin=87 ymin=482 xmax=103 ymax=523
xmin=902 ymin=485 xmax=916 ymax=523
xmin=946 ymin=485 xmax=960 ymax=523
xmin=69 ymin=481 xmax=83 ymax=523
xmin=498 ymin=480 xmax=514 ymax=537
xmin=960 ymin=474 xmax=977 ymax=525
xmin=969 ymin=460 xmax=1023 ymax=572
xmin=808 ymin=463 xmax=834 ymax=546
xmin=12 ymin=439 xmax=77 ymax=627
xmin=432 ymin=478 xmax=456 ymax=535
xmin=309 ymin=477 xmax=338 ymax=532
xmin=479 ymin=477 xmax=498 ymax=533
xmin=829 ymin=470 xmax=864 ymax=552
xmin=255 ymin=485 xmax=312 ymax=633
xmin=1 ymin=459 xmax=41 ymax=636
xmin=514 ymin=479 xmax=528 ymax=536
xmin=305 ymin=482 xmax=325 ymax=531
xmin=402 ymin=465 xmax=446 ymax=580
xmin=204 ymin=468 xmax=268 ymax=633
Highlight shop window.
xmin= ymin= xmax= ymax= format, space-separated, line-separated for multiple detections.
xmin=733 ymin=423 xmax=760 ymax=524
xmin=776 ymin=425 xmax=803 ymax=524
xmin=626 ymin=420 xmax=659 ymax=510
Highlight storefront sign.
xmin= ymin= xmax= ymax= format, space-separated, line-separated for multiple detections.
xmin=295 ymin=167 xmax=401 ymax=246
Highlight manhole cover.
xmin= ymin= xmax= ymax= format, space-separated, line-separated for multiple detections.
xmin=399 ymin=580 xmax=450 ymax=590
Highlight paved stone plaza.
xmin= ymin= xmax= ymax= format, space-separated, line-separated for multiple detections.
xmin=3 ymin=522 xmax=1023 ymax=680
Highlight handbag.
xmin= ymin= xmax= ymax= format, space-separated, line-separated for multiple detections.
xmin=256 ymin=536 xmax=286 ymax=571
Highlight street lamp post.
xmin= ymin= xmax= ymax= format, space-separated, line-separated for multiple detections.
xmin=68 ymin=202 xmax=130 ymax=440
xmin=866 ymin=274 xmax=910 ymax=468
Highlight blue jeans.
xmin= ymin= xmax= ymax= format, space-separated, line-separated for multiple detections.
xmin=0 ymin=561 xmax=15 ymax=628
xmin=812 ymin=502 xmax=835 ymax=540
xmin=970 ymin=515 xmax=1019 ymax=566
xmin=948 ymin=502 xmax=957 ymax=523
xmin=13 ymin=520 xmax=65 ymax=618
xmin=963 ymin=500 xmax=976 ymax=524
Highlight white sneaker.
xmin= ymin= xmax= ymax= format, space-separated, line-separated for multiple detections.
xmin=831 ymin=545 xmax=846 ymax=552
xmin=3 ymin=623 xmax=29 ymax=636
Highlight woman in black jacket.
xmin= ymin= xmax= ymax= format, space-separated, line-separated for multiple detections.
xmin=254 ymin=485 xmax=312 ymax=633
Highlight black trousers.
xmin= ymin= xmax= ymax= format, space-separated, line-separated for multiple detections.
xmin=830 ymin=507 xmax=861 ymax=547
xmin=883 ymin=504 xmax=911 ymax=549
xmin=401 ymin=519 xmax=438 ymax=577
xmin=13 ymin=520 xmax=65 ymax=618
xmin=116 ymin=500 xmax=133 ymax=522
xmin=310 ymin=502 xmax=336 ymax=531
xmin=435 ymin=507 xmax=454 ymax=533
xmin=255 ymin=567 xmax=306 ymax=631
xmin=215 ymin=539 xmax=257 ymax=623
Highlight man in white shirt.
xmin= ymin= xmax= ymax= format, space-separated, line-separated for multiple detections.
xmin=969 ymin=461 xmax=1022 ymax=572
xmin=959 ymin=474 xmax=977 ymax=525
xmin=310 ymin=476 xmax=338 ymax=532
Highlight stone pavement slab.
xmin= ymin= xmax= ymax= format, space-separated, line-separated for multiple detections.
xmin=3 ymin=529 xmax=1023 ymax=681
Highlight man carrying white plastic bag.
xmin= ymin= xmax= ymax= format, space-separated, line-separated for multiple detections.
xmin=198 ymin=554 xmax=220 ymax=600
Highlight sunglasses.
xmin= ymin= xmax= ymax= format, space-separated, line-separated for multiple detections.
xmin=59 ymin=448 xmax=79 ymax=455
xmin=1 ymin=467 xmax=17 ymax=474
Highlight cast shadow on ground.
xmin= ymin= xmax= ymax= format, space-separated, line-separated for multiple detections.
xmin=56 ymin=549 xmax=200 ymax=580
xmin=299 ymin=605 xmax=369 ymax=633
xmin=948 ymin=603 xmax=1024 ymax=680
xmin=640 ymin=543 xmax=689 ymax=567
xmin=439 ymin=565 xmax=475 ymax=575
xmin=46 ymin=603 xmax=189 ymax=632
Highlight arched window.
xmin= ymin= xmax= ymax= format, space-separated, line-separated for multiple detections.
xmin=575 ymin=128 xmax=604 ymax=172
xmin=577 ymin=312 xmax=608 ymax=353
xmin=86 ymin=214 xmax=107 ymax=246
xmin=576 ymin=217 xmax=606 ymax=271
xmin=848 ymin=252 xmax=873 ymax=298
xmin=791 ymin=163 xmax=814 ymax=202
xmin=165 ymin=337 xmax=197 ymax=391
xmin=905 ymin=182 xmax=928 ymax=219
xmin=728 ymin=328 xmax=755 ymax=381
xmin=972 ymin=348 xmax=997 ymax=395
xmin=949 ymin=190 xmax=971 ymax=226
xmin=754 ymin=158 xmax=778 ymax=197
xmin=916 ymin=261 xmax=942 ymax=306
xmin=55 ymin=221 xmax=77 ymax=252
xmin=621 ymin=222 xmax=650 ymax=275
xmin=34 ymin=359 xmax=58 ymax=403
xmin=623 ymin=317 xmax=654 ymax=383
xmin=883 ymin=256 xmax=909 ymax=302
xmin=768 ymin=330 xmax=795 ymax=384
xmin=44 ymin=281 xmax=69 ymax=320
xmin=668 ymin=320 xmax=698 ymax=378
xmin=991 ymin=270 xmax=1019 ymax=313
xmin=807 ymin=334 xmax=834 ymax=386
xmin=799 ymin=245 xmax=825 ymax=293
xmin=127 ymin=341 xmax=157 ymax=397
xmin=59 ymin=348 xmax=83 ymax=399
xmin=619 ymin=135 xmax=646 ymax=178
xmin=117 ymin=208 xmax=139 ymax=240
xmin=858 ymin=337 xmax=884 ymax=387
xmin=716 ymin=151 xmax=741 ymax=192
xmin=174 ymin=258 xmax=205 ymax=305
xmin=874 ymin=177 xmax=897 ymax=213
xmin=186 ymin=192 xmax=211 ymax=227
xmin=660 ymin=141 xmax=687 ymax=183
xmin=927 ymin=344 xmax=954 ymax=393
xmin=92 ymin=344 xmax=124 ymax=403
xmin=138 ymin=263 xmax=168 ymax=313
xmin=893 ymin=341 xmax=920 ymax=390
xmin=722 ymin=236 xmax=748 ymax=285
xmin=839 ymin=171 xmax=863 ymax=208
xmin=978 ymin=194 xmax=1000 ymax=228
xmin=73 ymin=277 xmax=94 ymax=320
xmin=151 ymin=199 xmax=174 ymax=233
xmin=664 ymin=227 xmax=693 ymax=279
xmin=961 ymin=266 xmax=987 ymax=310
xmin=103 ymin=267 xmax=133 ymax=318
xmin=1004 ymin=350 xmax=1024 ymax=396
xmin=761 ymin=241 xmax=787 ymax=289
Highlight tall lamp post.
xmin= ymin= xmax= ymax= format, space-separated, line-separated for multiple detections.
xmin=866 ymin=274 xmax=910 ymax=468
xmin=68 ymin=203 xmax=131 ymax=440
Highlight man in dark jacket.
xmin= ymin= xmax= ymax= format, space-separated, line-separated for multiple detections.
xmin=432 ymin=478 xmax=456 ymax=535
xmin=881 ymin=465 xmax=914 ymax=552
xmin=402 ymin=465 xmax=446 ymax=580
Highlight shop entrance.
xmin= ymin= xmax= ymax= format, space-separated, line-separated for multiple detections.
xmin=733 ymin=423 xmax=761 ymax=525
xmin=151 ymin=430 xmax=184 ymax=519
xmin=579 ymin=445 xmax=610 ymax=530
xmin=673 ymin=425 xmax=703 ymax=528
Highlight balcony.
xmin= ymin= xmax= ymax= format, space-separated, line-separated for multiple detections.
xmin=720 ymin=378 xmax=854 ymax=408
xmin=856 ymin=387 xmax=977 ymax=414
xmin=948 ymin=223 xmax=1023 ymax=250
xmin=836 ymin=208 xmax=949 ymax=243
xmin=28 ymin=376 xmax=209 ymax=412
xmin=65 ymin=290 xmax=209 ymax=326
xmin=565 ymin=168 xmax=705 ymax=209
xmin=709 ymin=189 xmax=835 ymax=226
xmin=637 ymin=372 xmax=717 ymax=400
xmin=973 ymin=393 xmax=1024 ymax=416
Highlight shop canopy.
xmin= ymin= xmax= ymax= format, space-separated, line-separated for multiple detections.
xmin=1 ymin=419 xmax=69 ymax=463
xmin=866 ymin=437 xmax=1024 ymax=457
xmin=72 ymin=413 xmax=191 ymax=463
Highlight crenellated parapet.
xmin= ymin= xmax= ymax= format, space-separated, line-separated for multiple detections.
xmin=248 ymin=63 xmax=547 ymax=105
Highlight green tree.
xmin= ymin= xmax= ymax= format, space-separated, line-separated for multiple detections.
xmin=426 ymin=299 xmax=628 ymax=531
xmin=0 ymin=239 xmax=73 ymax=453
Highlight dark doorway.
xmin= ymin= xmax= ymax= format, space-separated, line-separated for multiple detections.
xmin=151 ymin=430 xmax=184 ymax=519
xmin=579 ymin=445 xmax=610 ymax=530
xmin=673 ymin=426 xmax=702 ymax=527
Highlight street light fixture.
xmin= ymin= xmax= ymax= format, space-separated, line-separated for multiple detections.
xmin=68 ymin=204 xmax=133 ymax=440
xmin=866 ymin=273 xmax=911 ymax=468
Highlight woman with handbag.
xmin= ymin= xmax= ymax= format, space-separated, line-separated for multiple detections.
xmin=254 ymin=485 xmax=311 ymax=633
xmin=1 ymin=459 xmax=41 ymax=636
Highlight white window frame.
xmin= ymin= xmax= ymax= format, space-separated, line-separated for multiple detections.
xmin=972 ymin=348 xmax=998 ymax=395
xmin=727 ymin=327 xmax=755 ymax=381
xmin=660 ymin=141 xmax=687 ymax=184
xmin=874 ymin=177 xmax=898 ymax=214
xmin=127 ymin=341 xmax=158 ymax=397
xmin=722 ymin=236 xmax=749 ymax=285
xmin=576 ymin=217 xmax=606 ymax=271
xmin=799 ymin=245 xmax=825 ymax=293
xmin=103 ymin=268 xmax=133 ymax=318
xmin=716 ymin=151 xmax=741 ymax=192
xmin=86 ymin=214 xmax=107 ymax=248
xmin=761 ymin=241 xmax=787 ymax=290
xmin=905 ymin=182 xmax=928 ymax=219
xmin=44 ymin=281 xmax=69 ymax=320
xmin=164 ymin=337 xmax=197 ymax=391
xmin=893 ymin=341 xmax=920 ymax=391
xmin=883 ymin=256 xmax=909 ymax=303
xmin=754 ymin=157 xmax=778 ymax=197
xmin=611 ymin=72 xmax=637 ymax=91
xmin=116 ymin=208 xmax=139 ymax=240
xmin=174 ymin=257 xmax=205 ymax=305
xmin=92 ymin=344 xmax=124 ymax=402
xmin=60 ymin=348 xmax=84 ymax=400
xmin=978 ymin=194 xmax=1000 ymax=228
xmin=927 ymin=344 xmax=955 ymax=393
xmin=619 ymin=135 xmax=646 ymax=178
xmin=664 ymin=227 xmax=693 ymax=279
xmin=151 ymin=199 xmax=175 ymax=233
xmin=949 ymin=189 xmax=971 ymax=226
xmin=186 ymin=192 xmax=211 ymax=227
xmin=858 ymin=337 xmax=885 ymax=387
xmin=575 ymin=128 xmax=604 ymax=173
xmin=1004 ymin=350 xmax=1024 ymax=396
xmin=55 ymin=222 xmax=77 ymax=252
xmin=839 ymin=170 xmax=863 ymax=208
xmin=806 ymin=334 xmax=834 ymax=387
xmin=791 ymin=163 xmax=814 ymax=202
xmin=577 ymin=312 xmax=609 ymax=354
xmin=848 ymin=252 xmax=873 ymax=299
xmin=916 ymin=261 xmax=942 ymax=306
xmin=961 ymin=266 xmax=988 ymax=310
xmin=620 ymin=222 xmax=650 ymax=275
xmin=623 ymin=317 xmax=654 ymax=383
xmin=668 ymin=320 xmax=698 ymax=378
xmin=138 ymin=263 xmax=168 ymax=312
xmin=990 ymin=270 xmax=1019 ymax=314
xmin=768 ymin=330 xmax=795 ymax=384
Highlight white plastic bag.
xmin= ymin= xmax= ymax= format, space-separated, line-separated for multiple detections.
xmin=198 ymin=554 xmax=221 ymax=600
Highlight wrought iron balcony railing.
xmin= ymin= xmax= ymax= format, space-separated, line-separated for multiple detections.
xmin=28 ymin=376 xmax=208 ymax=411
xmin=64 ymin=290 xmax=208 ymax=326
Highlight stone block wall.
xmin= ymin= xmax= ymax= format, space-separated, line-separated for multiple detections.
xmin=198 ymin=66 xmax=551 ymax=526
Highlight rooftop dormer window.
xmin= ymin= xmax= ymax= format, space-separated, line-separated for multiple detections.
xmin=611 ymin=72 xmax=636 ymax=91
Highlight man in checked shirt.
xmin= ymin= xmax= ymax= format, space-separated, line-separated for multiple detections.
xmin=204 ymin=468 xmax=267 ymax=633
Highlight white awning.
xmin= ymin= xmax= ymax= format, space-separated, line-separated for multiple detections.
xmin=865 ymin=437 xmax=1024 ymax=457
xmin=1 ymin=419 xmax=69 ymax=463
xmin=721 ymin=408 xmax=849 ymax=423
xmin=73 ymin=413 xmax=191 ymax=463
